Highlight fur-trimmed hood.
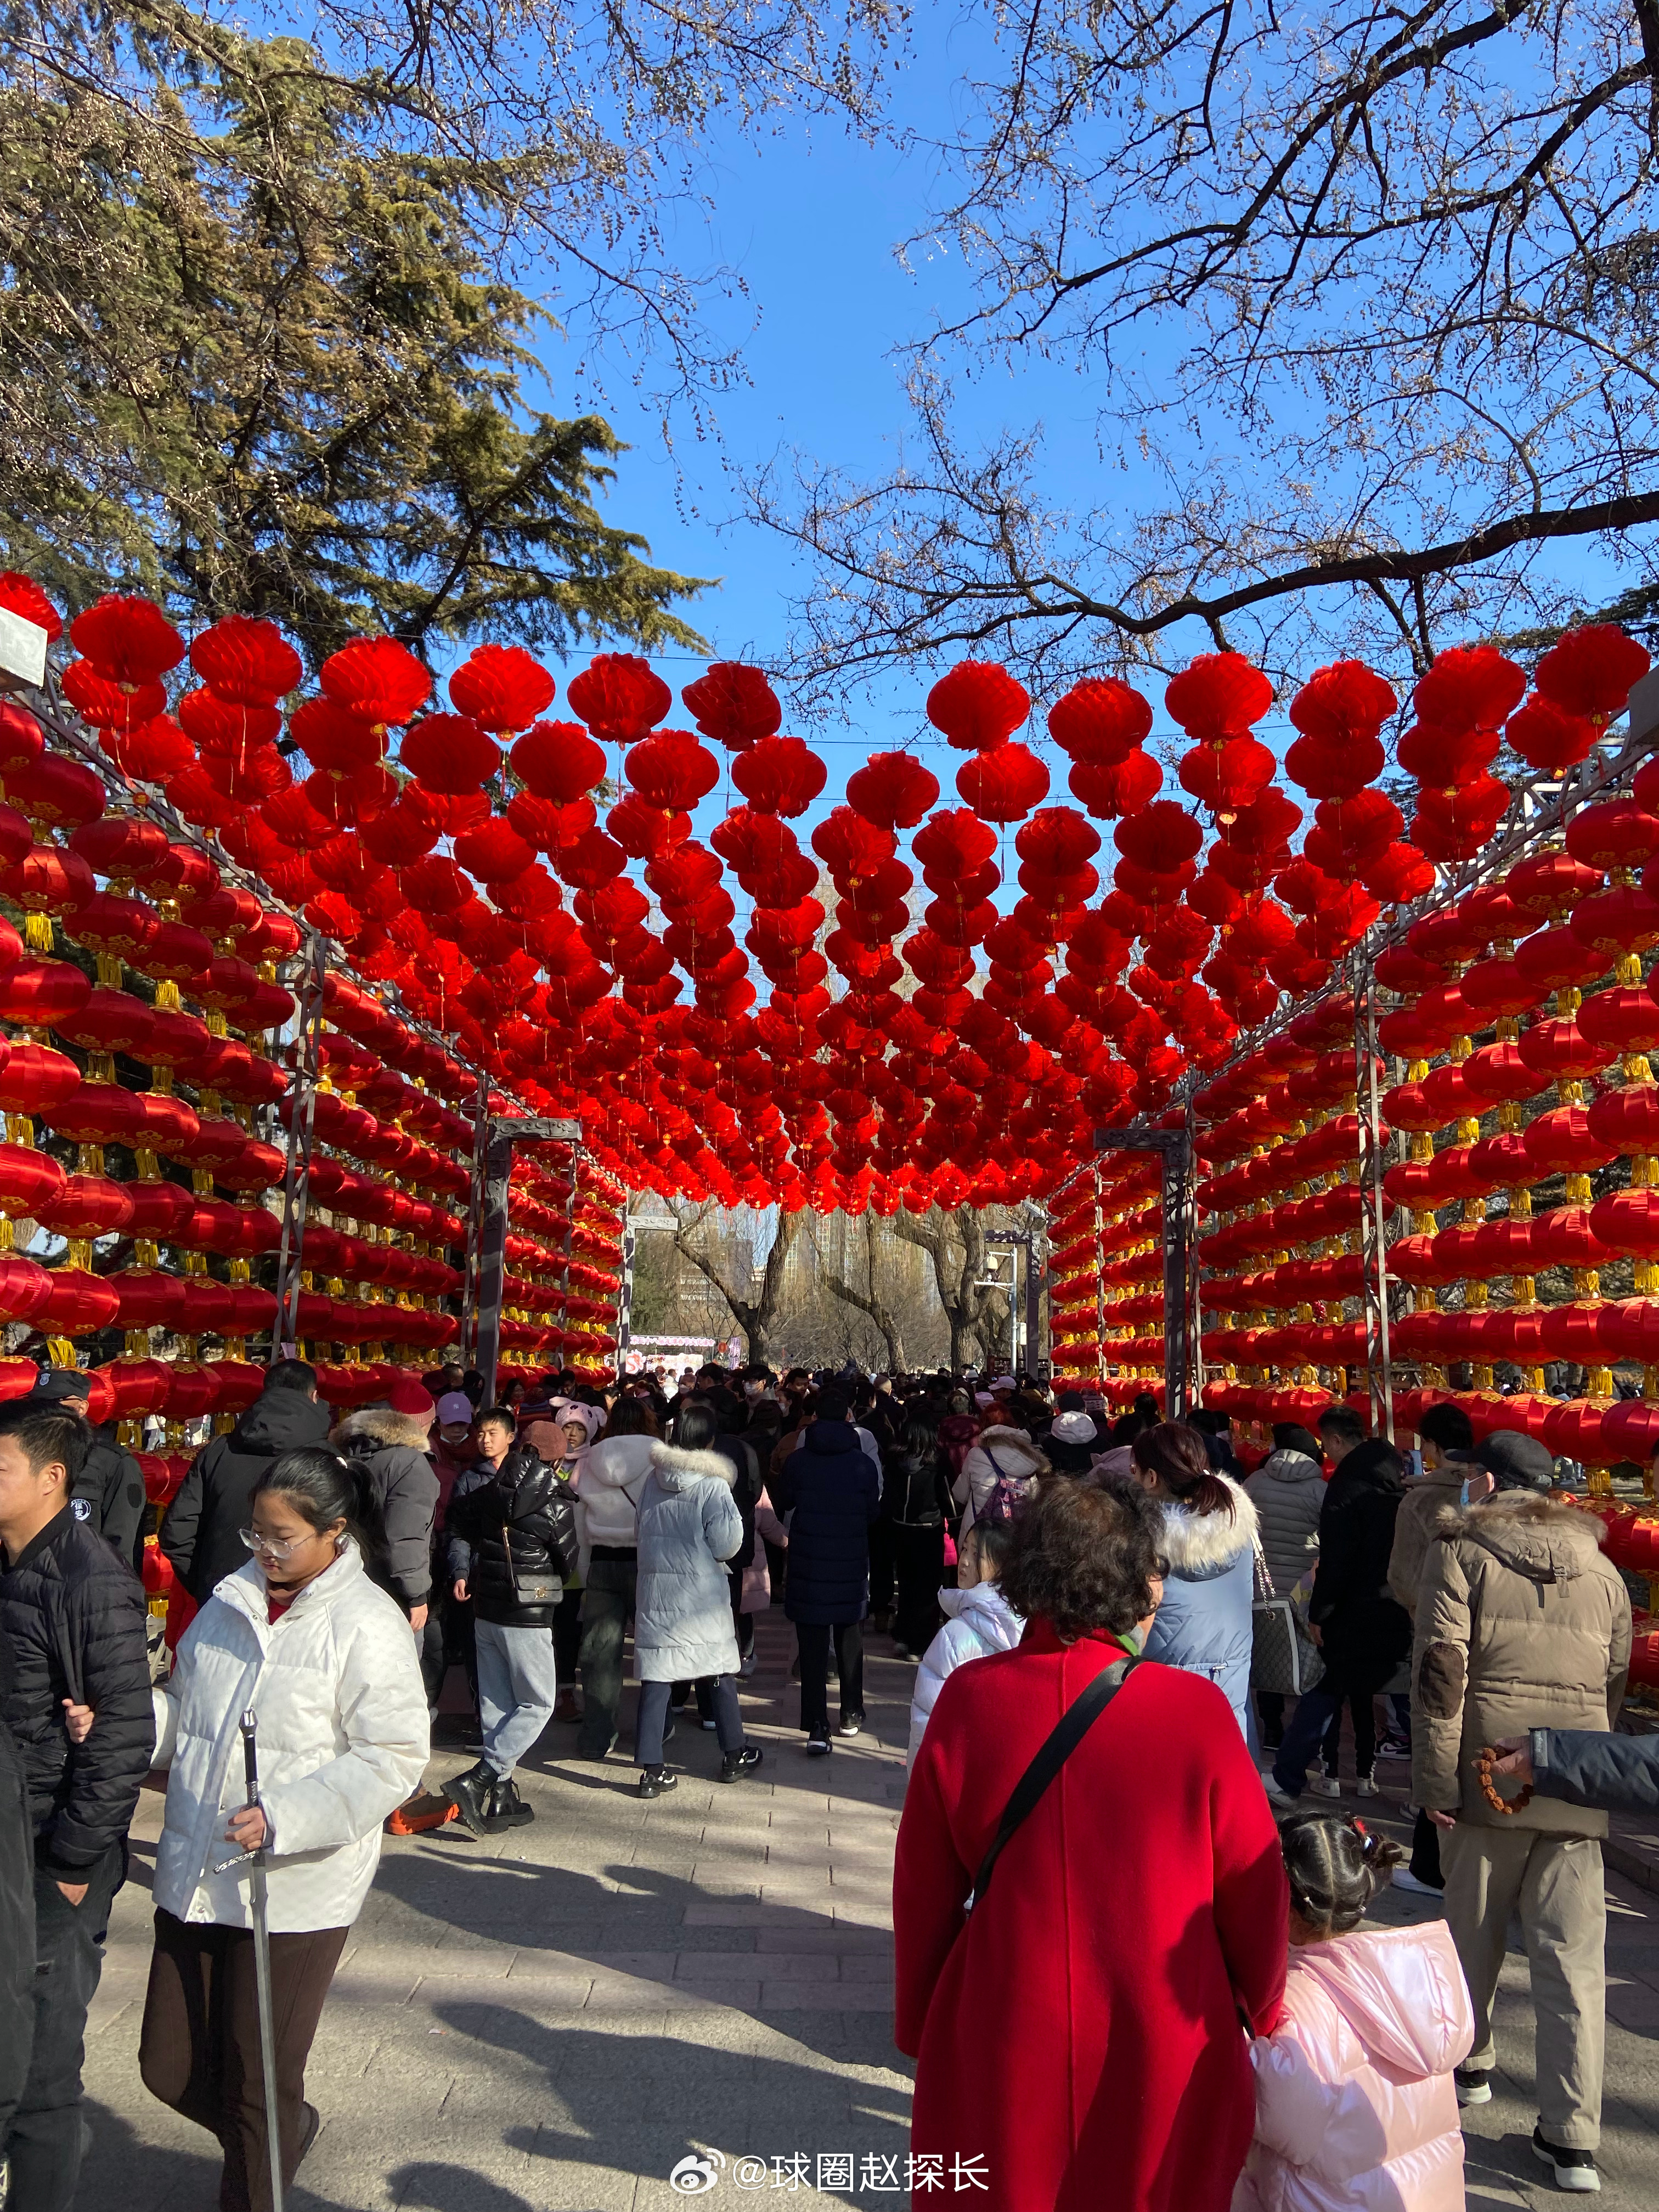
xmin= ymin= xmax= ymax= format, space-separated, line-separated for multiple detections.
xmin=333 ymin=1404 xmax=433 ymax=1454
xmin=650 ymin=1440 xmax=739 ymax=1494
xmin=966 ymin=1424 xmax=1049 ymax=1475
xmin=1432 ymin=1489 xmax=1607 ymax=1584
xmin=1155 ymin=1475 xmax=1257 ymax=1577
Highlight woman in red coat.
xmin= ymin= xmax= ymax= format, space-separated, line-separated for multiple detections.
xmin=894 ymin=1475 xmax=1288 ymax=2212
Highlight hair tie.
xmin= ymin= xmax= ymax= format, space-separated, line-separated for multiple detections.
xmin=1349 ymin=1816 xmax=1378 ymax=1861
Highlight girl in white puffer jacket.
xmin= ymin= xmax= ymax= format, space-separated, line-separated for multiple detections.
xmin=1233 ymin=1812 xmax=1474 ymax=2212
xmin=907 ymin=1521 xmax=1025 ymax=1770
xmin=140 ymin=1447 xmax=429 ymax=2211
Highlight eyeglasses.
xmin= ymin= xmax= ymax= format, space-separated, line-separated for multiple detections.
xmin=239 ymin=1527 xmax=307 ymax=1561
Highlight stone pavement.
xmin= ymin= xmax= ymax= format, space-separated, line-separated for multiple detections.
xmin=76 ymin=1618 xmax=1659 ymax=2210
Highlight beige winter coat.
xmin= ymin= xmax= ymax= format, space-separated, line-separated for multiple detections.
xmin=1412 ymin=1494 xmax=1632 ymax=1836
xmin=1386 ymin=1463 xmax=1466 ymax=1614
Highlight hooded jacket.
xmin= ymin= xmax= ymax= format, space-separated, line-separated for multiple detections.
xmin=577 ymin=1432 xmax=656 ymax=1551
xmin=333 ymin=1405 xmax=442 ymax=1609
xmin=1142 ymin=1477 xmax=1260 ymax=1739
xmin=1244 ymin=1448 xmax=1326 ymax=1599
xmin=151 ymin=1543 xmax=428 ymax=1932
xmin=955 ymin=1424 xmax=1049 ymax=1532
xmin=1307 ymin=1443 xmax=1412 ymax=1693
xmin=772 ymin=1418 xmax=881 ymax=1624
xmin=160 ymin=1386 xmax=335 ymax=1601
xmin=907 ymin=1581 xmax=1025 ymax=1770
xmin=1412 ymin=1492 xmax=1632 ymax=1835
xmin=1386 ymin=1460 xmax=1468 ymax=1614
xmin=0 ymin=1503 xmax=153 ymax=1874
xmin=633 ymin=1441 xmax=743 ymax=1682
xmin=1234 ymin=1920 xmax=1474 ymax=2212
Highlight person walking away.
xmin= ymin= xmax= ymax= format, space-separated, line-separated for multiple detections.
xmin=138 ymin=1448 xmax=428 ymax=2211
xmin=632 ymin=1403 xmax=761 ymax=1798
xmin=574 ymin=1396 xmax=656 ymax=1759
xmin=1386 ymin=1401 xmax=1478 ymax=1898
xmin=160 ymin=1358 xmax=332 ymax=1604
xmin=1234 ymin=1812 xmax=1474 ymax=2212
xmin=0 ymin=1398 xmax=153 ymax=2211
xmin=331 ymin=1378 xmax=441 ymax=1633
xmin=771 ymin=1387 xmax=880 ymax=1753
xmin=906 ymin=1519 xmax=1023 ymax=1770
xmin=443 ymin=1408 xmax=575 ymax=1835
xmin=1044 ymin=1404 xmax=1100 ymax=1477
xmin=883 ymin=1414 xmax=958 ymax=1660
xmin=0 ymin=1641 xmax=36 ymax=2160
xmin=1413 ymin=1430 xmax=1630 ymax=2194
xmin=953 ymin=1414 xmax=1048 ymax=1537
xmin=896 ymin=1476 xmax=1286 ymax=2212
xmin=1131 ymin=1421 xmax=1261 ymax=1742
xmin=936 ymin=1392 xmax=980 ymax=1490
xmin=26 ymin=1368 xmax=146 ymax=1567
xmin=710 ymin=1397 xmax=765 ymax=1674
xmin=1243 ymin=1423 xmax=1327 ymax=1753
xmin=1265 ymin=1440 xmax=1412 ymax=1805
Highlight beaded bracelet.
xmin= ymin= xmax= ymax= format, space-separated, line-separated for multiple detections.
xmin=1474 ymin=1745 xmax=1533 ymax=1818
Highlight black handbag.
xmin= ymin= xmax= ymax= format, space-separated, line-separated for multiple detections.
xmin=968 ymin=1657 xmax=1141 ymax=1910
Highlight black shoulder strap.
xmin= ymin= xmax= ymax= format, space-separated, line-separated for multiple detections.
xmin=969 ymin=1657 xmax=1141 ymax=1911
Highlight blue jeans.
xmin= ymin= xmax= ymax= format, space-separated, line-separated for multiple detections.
xmin=474 ymin=1618 xmax=558 ymax=1779
xmin=1273 ymin=1686 xmax=1378 ymax=1793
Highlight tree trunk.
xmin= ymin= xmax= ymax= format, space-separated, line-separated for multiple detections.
xmin=671 ymin=1203 xmax=804 ymax=1366
xmin=819 ymin=1215 xmax=907 ymax=1371
xmin=893 ymin=1205 xmax=1000 ymax=1374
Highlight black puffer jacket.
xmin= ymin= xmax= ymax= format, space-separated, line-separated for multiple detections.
xmin=446 ymin=1446 xmax=576 ymax=1627
xmin=0 ymin=1639 xmax=35 ymax=2138
xmin=772 ymin=1419 xmax=881 ymax=1625
xmin=72 ymin=1425 xmax=146 ymax=1566
xmin=1310 ymin=1441 xmax=1413 ymax=1694
xmin=0 ymin=1504 xmax=153 ymax=1873
xmin=160 ymin=1386 xmax=334 ymax=1600
xmin=333 ymin=1406 xmax=442 ymax=1609
xmin=879 ymin=1441 xmax=955 ymax=1529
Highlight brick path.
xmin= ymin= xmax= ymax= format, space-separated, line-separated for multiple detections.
xmin=77 ymin=1617 xmax=1659 ymax=2208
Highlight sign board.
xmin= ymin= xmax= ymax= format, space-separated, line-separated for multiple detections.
xmin=0 ymin=608 xmax=48 ymax=689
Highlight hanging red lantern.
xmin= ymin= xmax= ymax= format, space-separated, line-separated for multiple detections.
xmin=926 ymin=661 xmax=1029 ymax=752
xmin=190 ymin=614 xmax=301 ymax=703
xmin=289 ymin=698 xmax=383 ymax=775
xmin=61 ymin=663 xmax=165 ymax=733
xmin=0 ymin=956 xmax=91 ymax=1029
xmin=681 ymin=663 xmax=783 ymax=750
xmin=1178 ymin=733 xmax=1276 ymax=817
xmin=1535 ymin=624 xmax=1650 ymax=724
xmin=0 ymin=1142 xmax=65 ymax=1218
xmin=319 ymin=637 xmax=431 ymax=726
xmin=70 ymin=594 xmax=185 ymax=686
xmin=510 ymin=720 xmax=608 ymax=802
xmin=956 ymin=742 xmax=1049 ymax=821
xmin=38 ymin=1268 xmax=121 ymax=1336
xmin=400 ymin=713 xmax=501 ymax=793
xmin=3 ymin=756 xmax=106 ymax=837
xmin=1283 ymin=661 xmax=1395 ymax=795
xmin=623 ymin=730 xmax=719 ymax=811
xmin=0 ymin=573 xmax=62 ymax=642
xmin=1412 ymin=644 xmax=1527 ymax=733
xmin=37 ymin=1171 xmax=136 ymax=1237
xmin=1047 ymin=678 xmax=1152 ymax=764
xmin=1514 ymin=923 xmax=1606 ymax=998
xmin=448 ymin=643 xmax=556 ymax=731
xmin=1505 ymin=696 xmax=1596 ymax=772
xmin=567 ymin=654 xmax=672 ymax=741
xmin=1363 ymin=842 xmax=1436 ymax=903
xmin=1566 ymin=795 xmax=1659 ymax=874
xmin=1572 ymin=881 xmax=1659 ymax=958
xmin=731 ymin=736 xmax=828 ymax=816
xmin=1507 ymin=849 xmax=1604 ymax=918
xmin=1165 ymin=653 xmax=1273 ymax=742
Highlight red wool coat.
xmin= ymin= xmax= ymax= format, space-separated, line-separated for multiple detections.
xmin=894 ymin=1626 xmax=1288 ymax=2212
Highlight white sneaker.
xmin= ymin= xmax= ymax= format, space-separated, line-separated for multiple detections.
xmin=1307 ymin=1773 xmax=1342 ymax=1799
xmin=1262 ymin=1773 xmax=1299 ymax=1809
xmin=1392 ymin=1869 xmax=1444 ymax=1899
xmin=1356 ymin=1774 xmax=1380 ymax=1798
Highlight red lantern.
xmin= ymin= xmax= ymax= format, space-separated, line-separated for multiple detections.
xmin=319 ymin=637 xmax=430 ymax=725
xmin=731 ymin=736 xmax=828 ymax=816
xmin=567 ymin=654 xmax=672 ymax=741
xmin=449 ymin=643 xmax=556 ymax=732
xmin=681 ymin=663 xmax=783 ymax=749
xmin=926 ymin=661 xmax=1029 ymax=751
xmin=38 ymin=1267 xmax=122 ymax=1335
xmin=70 ymin=594 xmax=185 ymax=685
xmin=1047 ymin=679 xmax=1152 ymax=764
xmin=956 ymin=743 xmax=1050 ymax=822
xmin=1165 ymin=653 xmax=1273 ymax=741
xmin=1536 ymin=625 xmax=1650 ymax=723
xmin=401 ymin=713 xmax=501 ymax=793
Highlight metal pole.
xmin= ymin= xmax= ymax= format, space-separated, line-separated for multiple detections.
xmin=1025 ymin=1220 xmax=1043 ymax=1379
xmin=460 ymin=1070 xmax=489 ymax=1368
xmin=1353 ymin=951 xmax=1396 ymax=1442
xmin=618 ymin=1207 xmax=636 ymax=1370
xmin=241 ymin=1711 xmax=285 ymax=2212
xmin=1185 ymin=1092 xmax=1204 ymax=1411
xmin=1097 ymin=1126 xmax=1193 ymax=1419
xmin=475 ymin=1124 xmax=514 ymax=1407
xmin=1094 ymin=1163 xmax=1107 ymax=1390
xmin=274 ymin=935 xmax=326 ymax=1358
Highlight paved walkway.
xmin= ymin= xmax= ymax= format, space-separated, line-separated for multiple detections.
xmin=78 ymin=1621 xmax=1659 ymax=2209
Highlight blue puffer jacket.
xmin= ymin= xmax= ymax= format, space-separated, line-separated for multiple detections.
xmin=772 ymin=1419 xmax=881 ymax=1625
xmin=1141 ymin=1477 xmax=1260 ymax=1741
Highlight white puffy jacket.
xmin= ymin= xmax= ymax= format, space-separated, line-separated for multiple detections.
xmin=906 ymin=1581 xmax=1025 ymax=1770
xmin=151 ymin=1544 xmax=430 ymax=1933
xmin=577 ymin=1434 xmax=656 ymax=1553
xmin=953 ymin=1425 xmax=1048 ymax=1532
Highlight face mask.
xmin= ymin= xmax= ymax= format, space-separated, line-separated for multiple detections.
xmin=1459 ymin=1479 xmax=1474 ymax=1507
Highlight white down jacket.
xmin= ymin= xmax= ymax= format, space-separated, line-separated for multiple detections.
xmin=907 ymin=1581 xmax=1026 ymax=1771
xmin=576 ymin=1434 xmax=656 ymax=1555
xmin=953 ymin=1425 xmax=1049 ymax=1532
xmin=151 ymin=1544 xmax=429 ymax=1933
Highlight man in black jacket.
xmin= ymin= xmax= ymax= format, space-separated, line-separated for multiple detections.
xmin=0 ymin=1640 xmax=35 ymax=2159
xmin=26 ymin=1369 xmax=146 ymax=1567
xmin=0 ymin=1398 xmax=153 ymax=2211
xmin=443 ymin=1408 xmax=573 ymax=1835
xmin=159 ymin=1357 xmax=331 ymax=1600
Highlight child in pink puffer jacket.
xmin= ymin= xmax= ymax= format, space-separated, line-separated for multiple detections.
xmin=1234 ymin=1812 xmax=1474 ymax=2212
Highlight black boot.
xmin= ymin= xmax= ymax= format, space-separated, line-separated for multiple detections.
xmin=443 ymin=1759 xmax=495 ymax=1836
xmin=720 ymin=1746 xmax=764 ymax=1784
xmin=483 ymin=1775 xmax=535 ymax=1830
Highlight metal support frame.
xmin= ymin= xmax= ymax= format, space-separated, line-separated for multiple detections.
xmin=274 ymin=935 xmax=328 ymax=1357
xmin=1094 ymin=1163 xmax=1108 ymax=1388
xmin=983 ymin=1229 xmax=1041 ymax=1374
xmin=460 ymin=1072 xmax=490 ymax=1367
xmin=617 ymin=1209 xmax=636 ymax=1364
xmin=472 ymin=1115 xmax=581 ymax=1404
xmin=1096 ymin=1122 xmax=1197 ymax=1419
xmin=1352 ymin=956 xmax=1396 ymax=1442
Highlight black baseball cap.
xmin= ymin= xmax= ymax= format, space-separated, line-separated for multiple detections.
xmin=1452 ymin=1429 xmax=1556 ymax=1493
xmin=27 ymin=1368 xmax=90 ymax=1406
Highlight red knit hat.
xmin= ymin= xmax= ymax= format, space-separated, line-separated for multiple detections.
xmin=387 ymin=1376 xmax=435 ymax=1418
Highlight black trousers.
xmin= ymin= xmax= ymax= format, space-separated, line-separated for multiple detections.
xmin=140 ymin=1908 xmax=348 ymax=2212
xmin=1410 ymin=1805 xmax=1445 ymax=1889
xmin=892 ymin=1525 xmax=946 ymax=1655
xmin=868 ymin=1520 xmax=896 ymax=1614
xmin=795 ymin=1620 xmax=864 ymax=1737
xmin=4 ymin=1843 xmax=125 ymax=2212
xmin=577 ymin=1552 xmax=636 ymax=1754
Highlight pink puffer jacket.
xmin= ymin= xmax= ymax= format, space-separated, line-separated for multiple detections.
xmin=1233 ymin=1920 xmax=1474 ymax=2212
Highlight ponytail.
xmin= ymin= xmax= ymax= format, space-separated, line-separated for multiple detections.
xmin=1130 ymin=1421 xmax=1235 ymax=1520
xmin=254 ymin=1446 xmax=388 ymax=1571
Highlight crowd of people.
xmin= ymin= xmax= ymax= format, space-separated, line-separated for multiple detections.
xmin=1 ymin=1348 xmax=1655 ymax=2209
